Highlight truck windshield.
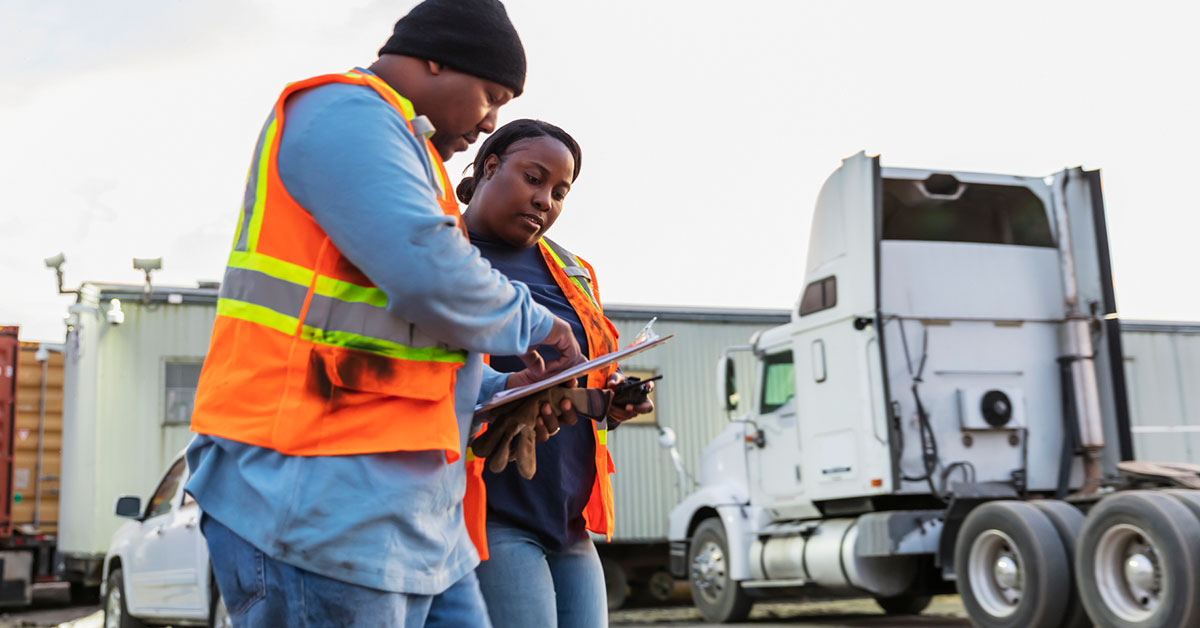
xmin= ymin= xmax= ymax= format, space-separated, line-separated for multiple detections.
xmin=760 ymin=351 xmax=795 ymax=414
xmin=882 ymin=179 xmax=1054 ymax=247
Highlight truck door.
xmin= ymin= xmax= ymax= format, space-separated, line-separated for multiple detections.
xmin=748 ymin=349 xmax=821 ymax=519
xmin=1050 ymin=167 xmax=1131 ymax=470
xmin=794 ymin=152 xmax=893 ymax=503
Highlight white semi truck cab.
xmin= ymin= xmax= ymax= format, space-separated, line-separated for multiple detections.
xmin=668 ymin=153 xmax=1200 ymax=627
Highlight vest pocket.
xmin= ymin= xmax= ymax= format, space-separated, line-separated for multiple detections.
xmin=272 ymin=341 xmax=464 ymax=455
xmin=309 ymin=342 xmax=455 ymax=401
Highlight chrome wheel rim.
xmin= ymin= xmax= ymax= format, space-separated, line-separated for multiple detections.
xmin=1095 ymin=523 xmax=1162 ymax=621
xmin=105 ymin=585 xmax=122 ymax=628
xmin=968 ymin=529 xmax=1024 ymax=618
xmin=691 ymin=540 xmax=728 ymax=605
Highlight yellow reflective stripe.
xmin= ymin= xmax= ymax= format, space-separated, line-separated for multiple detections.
xmin=232 ymin=168 xmax=249 ymax=249
xmin=231 ymin=209 xmax=245 ymax=250
xmin=227 ymin=250 xmax=313 ymax=287
xmin=245 ymin=118 xmax=278 ymax=253
xmin=314 ymin=275 xmax=388 ymax=307
xmin=217 ymin=298 xmax=299 ymax=336
xmin=596 ymin=428 xmax=608 ymax=446
xmin=465 ymin=447 xmax=477 ymax=461
xmin=301 ymin=327 xmax=466 ymax=363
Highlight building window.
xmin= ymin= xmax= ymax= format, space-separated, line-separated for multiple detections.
xmin=616 ymin=369 xmax=658 ymax=426
xmin=799 ymin=276 xmax=837 ymax=316
xmin=164 ymin=361 xmax=204 ymax=425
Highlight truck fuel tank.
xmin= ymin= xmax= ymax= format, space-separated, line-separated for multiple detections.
xmin=749 ymin=517 xmax=921 ymax=597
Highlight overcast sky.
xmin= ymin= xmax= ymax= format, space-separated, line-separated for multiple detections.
xmin=2 ymin=0 xmax=1197 ymax=342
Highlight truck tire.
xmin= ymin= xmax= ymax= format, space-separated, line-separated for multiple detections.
xmin=954 ymin=500 xmax=1071 ymax=628
xmin=1031 ymin=500 xmax=1090 ymax=628
xmin=874 ymin=594 xmax=932 ymax=615
xmin=1075 ymin=490 xmax=1200 ymax=628
xmin=104 ymin=568 xmax=146 ymax=628
xmin=688 ymin=518 xmax=752 ymax=623
xmin=601 ymin=556 xmax=628 ymax=611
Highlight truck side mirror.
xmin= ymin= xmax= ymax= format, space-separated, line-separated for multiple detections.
xmin=718 ymin=356 xmax=738 ymax=414
xmin=114 ymin=495 xmax=142 ymax=519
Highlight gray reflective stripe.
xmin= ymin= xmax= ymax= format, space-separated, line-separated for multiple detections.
xmin=543 ymin=237 xmax=596 ymax=304
xmin=235 ymin=111 xmax=277 ymax=252
xmin=563 ymin=266 xmax=591 ymax=280
xmin=219 ymin=265 xmax=308 ymax=315
xmin=303 ymin=294 xmax=455 ymax=351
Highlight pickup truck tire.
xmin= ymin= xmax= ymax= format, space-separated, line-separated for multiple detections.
xmin=1075 ymin=490 xmax=1200 ymax=628
xmin=1031 ymin=500 xmax=1089 ymax=628
xmin=104 ymin=568 xmax=146 ymax=628
xmin=874 ymin=594 xmax=932 ymax=615
xmin=954 ymin=500 xmax=1070 ymax=628
xmin=688 ymin=518 xmax=752 ymax=623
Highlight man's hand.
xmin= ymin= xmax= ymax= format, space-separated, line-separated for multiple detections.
xmin=519 ymin=315 xmax=583 ymax=379
xmin=606 ymin=372 xmax=655 ymax=422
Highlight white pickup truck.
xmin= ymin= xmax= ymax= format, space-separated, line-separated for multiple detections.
xmin=102 ymin=451 xmax=229 ymax=628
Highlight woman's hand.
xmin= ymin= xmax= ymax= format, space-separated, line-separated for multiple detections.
xmin=605 ymin=372 xmax=654 ymax=422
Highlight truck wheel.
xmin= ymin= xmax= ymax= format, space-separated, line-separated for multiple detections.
xmin=954 ymin=501 xmax=1070 ymax=628
xmin=874 ymin=594 xmax=932 ymax=615
xmin=104 ymin=569 xmax=146 ymax=628
xmin=647 ymin=570 xmax=677 ymax=602
xmin=1031 ymin=500 xmax=1089 ymax=628
xmin=601 ymin=556 xmax=628 ymax=611
xmin=688 ymin=518 xmax=752 ymax=623
xmin=1075 ymin=490 xmax=1200 ymax=628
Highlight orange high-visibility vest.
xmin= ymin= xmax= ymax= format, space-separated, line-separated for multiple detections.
xmin=463 ymin=237 xmax=621 ymax=559
xmin=191 ymin=70 xmax=471 ymax=460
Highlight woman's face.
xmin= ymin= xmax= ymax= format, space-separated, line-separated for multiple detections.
xmin=468 ymin=136 xmax=575 ymax=248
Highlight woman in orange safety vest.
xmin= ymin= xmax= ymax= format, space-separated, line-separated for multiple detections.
xmin=458 ymin=119 xmax=654 ymax=628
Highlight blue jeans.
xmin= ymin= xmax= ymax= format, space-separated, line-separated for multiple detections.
xmin=202 ymin=515 xmax=491 ymax=628
xmin=475 ymin=519 xmax=607 ymax=628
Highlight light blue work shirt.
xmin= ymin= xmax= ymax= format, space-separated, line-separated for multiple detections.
xmin=185 ymin=70 xmax=550 ymax=595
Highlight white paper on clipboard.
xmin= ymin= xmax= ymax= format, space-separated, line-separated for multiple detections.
xmin=474 ymin=325 xmax=673 ymax=416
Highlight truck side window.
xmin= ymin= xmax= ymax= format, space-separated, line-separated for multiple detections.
xmin=881 ymin=178 xmax=1054 ymax=247
xmin=799 ymin=276 xmax=837 ymax=316
xmin=145 ymin=458 xmax=186 ymax=520
xmin=760 ymin=351 xmax=795 ymax=414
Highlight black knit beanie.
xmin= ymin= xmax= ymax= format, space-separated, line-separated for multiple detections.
xmin=379 ymin=0 xmax=526 ymax=97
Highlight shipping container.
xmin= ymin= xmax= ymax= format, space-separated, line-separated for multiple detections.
xmin=13 ymin=341 xmax=63 ymax=533
xmin=0 ymin=327 xmax=59 ymax=606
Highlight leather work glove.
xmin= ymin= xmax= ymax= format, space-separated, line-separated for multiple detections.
xmin=471 ymin=387 xmax=613 ymax=479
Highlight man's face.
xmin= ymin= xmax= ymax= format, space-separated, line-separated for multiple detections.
xmin=421 ymin=64 xmax=513 ymax=160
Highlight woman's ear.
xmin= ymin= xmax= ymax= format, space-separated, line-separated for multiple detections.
xmin=483 ymin=153 xmax=501 ymax=180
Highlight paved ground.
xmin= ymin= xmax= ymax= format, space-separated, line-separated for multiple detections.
xmin=0 ymin=585 xmax=99 ymax=628
xmin=0 ymin=585 xmax=971 ymax=628
xmin=611 ymin=595 xmax=970 ymax=627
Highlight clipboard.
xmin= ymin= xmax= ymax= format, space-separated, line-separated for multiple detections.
xmin=474 ymin=332 xmax=673 ymax=416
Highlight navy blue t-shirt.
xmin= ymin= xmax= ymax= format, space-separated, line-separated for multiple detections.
xmin=472 ymin=232 xmax=596 ymax=551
